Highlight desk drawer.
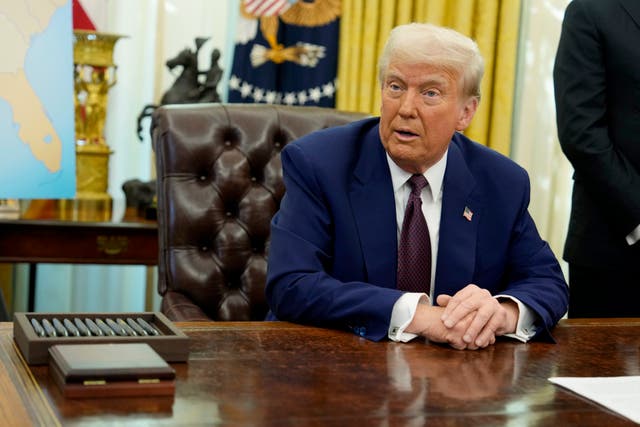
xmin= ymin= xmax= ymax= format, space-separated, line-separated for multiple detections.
xmin=0 ymin=220 xmax=158 ymax=265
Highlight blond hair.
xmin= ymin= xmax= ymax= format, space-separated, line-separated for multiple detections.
xmin=378 ymin=23 xmax=484 ymax=100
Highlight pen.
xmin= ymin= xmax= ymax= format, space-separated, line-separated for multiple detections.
xmin=74 ymin=318 xmax=90 ymax=336
xmin=51 ymin=318 xmax=68 ymax=337
xmin=136 ymin=317 xmax=159 ymax=335
xmin=84 ymin=318 xmax=103 ymax=336
xmin=126 ymin=317 xmax=147 ymax=336
xmin=95 ymin=318 xmax=116 ymax=336
xmin=105 ymin=318 xmax=127 ymax=336
xmin=41 ymin=319 xmax=57 ymax=337
xmin=63 ymin=318 xmax=80 ymax=337
xmin=117 ymin=318 xmax=137 ymax=336
xmin=30 ymin=318 xmax=46 ymax=337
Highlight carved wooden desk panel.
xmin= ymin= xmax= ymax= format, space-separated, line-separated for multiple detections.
xmin=1 ymin=319 xmax=639 ymax=426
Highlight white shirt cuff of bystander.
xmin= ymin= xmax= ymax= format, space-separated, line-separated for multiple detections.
xmin=625 ymin=224 xmax=640 ymax=245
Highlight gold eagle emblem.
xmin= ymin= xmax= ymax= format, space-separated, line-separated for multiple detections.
xmin=240 ymin=0 xmax=341 ymax=67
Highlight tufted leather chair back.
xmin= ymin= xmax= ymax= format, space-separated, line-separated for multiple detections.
xmin=151 ymin=104 xmax=368 ymax=321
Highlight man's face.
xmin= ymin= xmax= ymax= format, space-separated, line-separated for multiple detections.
xmin=379 ymin=60 xmax=478 ymax=174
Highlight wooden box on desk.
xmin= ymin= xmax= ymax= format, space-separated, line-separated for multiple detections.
xmin=13 ymin=312 xmax=189 ymax=365
xmin=49 ymin=343 xmax=176 ymax=398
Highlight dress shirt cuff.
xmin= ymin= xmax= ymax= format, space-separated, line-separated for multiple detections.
xmin=495 ymin=295 xmax=537 ymax=343
xmin=625 ymin=224 xmax=640 ymax=246
xmin=388 ymin=293 xmax=429 ymax=342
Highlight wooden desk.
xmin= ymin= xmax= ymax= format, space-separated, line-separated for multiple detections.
xmin=0 ymin=218 xmax=157 ymax=311
xmin=1 ymin=319 xmax=639 ymax=426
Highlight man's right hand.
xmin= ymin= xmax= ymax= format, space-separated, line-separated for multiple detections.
xmin=405 ymin=302 xmax=495 ymax=350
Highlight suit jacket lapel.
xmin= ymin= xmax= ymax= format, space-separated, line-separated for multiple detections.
xmin=434 ymin=138 xmax=483 ymax=299
xmin=349 ymin=124 xmax=397 ymax=289
xmin=619 ymin=0 xmax=640 ymax=29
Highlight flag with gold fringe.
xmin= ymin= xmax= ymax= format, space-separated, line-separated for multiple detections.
xmin=228 ymin=0 xmax=340 ymax=107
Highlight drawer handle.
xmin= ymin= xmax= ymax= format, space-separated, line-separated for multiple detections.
xmin=97 ymin=235 xmax=128 ymax=255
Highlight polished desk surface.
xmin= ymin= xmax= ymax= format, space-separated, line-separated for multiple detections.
xmin=1 ymin=319 xmax=639 ymax=426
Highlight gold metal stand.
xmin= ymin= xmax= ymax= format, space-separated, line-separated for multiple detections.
xmin=63 ymin=30 xmax=125 ymax=221
xmin=58 ymin=144 xmax=112 ymax=221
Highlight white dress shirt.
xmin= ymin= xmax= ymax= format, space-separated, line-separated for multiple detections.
xmin=626 ymin=224 xmax=640 ymax=245
xmin=385 ymin=150 xmax=537 ymax=343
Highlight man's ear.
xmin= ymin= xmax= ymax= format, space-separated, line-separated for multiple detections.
xmin=455 ymin=97 xmax=479 ymax=131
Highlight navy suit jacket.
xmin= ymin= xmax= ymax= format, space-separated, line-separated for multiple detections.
xmin=266 ymin=118 xmax=568 ymax=341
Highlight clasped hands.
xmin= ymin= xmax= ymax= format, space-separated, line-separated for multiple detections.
xmin=406 ymin=284 xmax=519 ymax=350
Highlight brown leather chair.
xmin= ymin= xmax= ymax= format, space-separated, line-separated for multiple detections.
xmin=151 ymin=104 xmax=368 ymax=321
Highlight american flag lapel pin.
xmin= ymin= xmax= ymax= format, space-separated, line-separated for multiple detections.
xmin=463 ymin=206 xmax=473 ymax=221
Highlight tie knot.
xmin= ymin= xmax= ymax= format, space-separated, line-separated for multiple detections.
xmin=408 ymin=174 xmax=428 ymax=195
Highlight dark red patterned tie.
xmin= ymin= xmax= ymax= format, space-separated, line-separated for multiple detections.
xmin=397 ymin=174 xmax=431 ymax=293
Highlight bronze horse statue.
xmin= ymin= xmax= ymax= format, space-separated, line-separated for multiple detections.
xmin=136 ymin=38 xmax=222 ymax=140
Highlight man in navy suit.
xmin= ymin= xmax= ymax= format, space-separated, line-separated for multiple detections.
xmin=266 ymin=23 xmax=568 ymax=349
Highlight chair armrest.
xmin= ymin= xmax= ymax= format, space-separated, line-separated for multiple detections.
xmin=161 ymin=291 xmax=212 ymax=322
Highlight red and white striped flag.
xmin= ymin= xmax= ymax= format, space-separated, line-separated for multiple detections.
xmin=72 ymin=0 xmax=96 ymax=30
xmin=463 ymin=206 xmax=473 ymax=221
xmin=244 ymin=0 xmax=292 ymax=17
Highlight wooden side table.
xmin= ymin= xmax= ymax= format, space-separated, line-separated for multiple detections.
xmin=0 ymin=201 xmax=158 ymax=313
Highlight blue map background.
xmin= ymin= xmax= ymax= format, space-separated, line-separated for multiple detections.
xmin=0 ymin=1 xmax=75 ymax=199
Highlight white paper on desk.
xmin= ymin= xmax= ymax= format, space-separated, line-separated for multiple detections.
xmin=549 ymin=376 xmax=640 ymax=424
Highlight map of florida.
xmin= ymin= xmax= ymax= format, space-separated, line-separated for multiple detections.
xmin=0 ymin=0 xmax=68 ymax=173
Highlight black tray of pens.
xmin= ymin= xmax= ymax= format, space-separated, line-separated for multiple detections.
xmin=13 ymin=312 xmax=189 ymax=365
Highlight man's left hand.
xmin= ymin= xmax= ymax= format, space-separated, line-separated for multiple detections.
xmin=437 ymin=284 xmax=519 ymax=348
